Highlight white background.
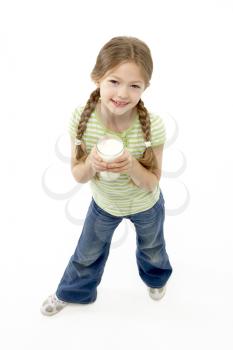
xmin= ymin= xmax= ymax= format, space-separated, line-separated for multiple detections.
xmin=1 ymin=0 xmax=233 ymax=349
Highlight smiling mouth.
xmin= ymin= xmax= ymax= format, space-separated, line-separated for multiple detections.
xmin=111 ymin=99 xmax=129 ymax=107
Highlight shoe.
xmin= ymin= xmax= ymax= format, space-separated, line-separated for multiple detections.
xmin=148 ymin=285 xmax=166 ymax=301
xmin=40 ymin=293 xmax=68 ymax=316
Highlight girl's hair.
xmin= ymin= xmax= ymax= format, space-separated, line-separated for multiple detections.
xmin=75 ymin=36 xmax=159 ymax=179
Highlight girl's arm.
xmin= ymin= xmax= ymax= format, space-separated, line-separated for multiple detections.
xmin=129 ymin=158 xmax=159 ymax=192
xmin=71 ymin=155 xmax=96 ymax=183
xmin=106 ymin=144 xmax=164 ymax=192
xmin=70 ymin=139 xmax=108 ymax=183
xmin=129 ymin=144 xmax=163 ymax=192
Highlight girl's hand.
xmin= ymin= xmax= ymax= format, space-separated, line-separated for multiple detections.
xmin=87 ymin=146 xmax=108 ymax=173
xmin=106 ymin=148 xmax=134 ymax=175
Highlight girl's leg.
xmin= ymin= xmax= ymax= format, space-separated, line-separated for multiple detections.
xmin=129 ymin=191 xmax=172 ymax=288
xmin=56 ymin=199 xmax=122 ymax=303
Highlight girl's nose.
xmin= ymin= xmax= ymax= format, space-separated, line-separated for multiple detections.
xmin=117 ymin=86 xmax=128 ymax=99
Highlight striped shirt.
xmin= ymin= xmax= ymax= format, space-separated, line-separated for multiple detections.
xmin=68 ymin=106 xmax=166 ymax=217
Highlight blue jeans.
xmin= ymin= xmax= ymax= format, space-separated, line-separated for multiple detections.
xmin=56 ymin=191 xmax=172 ymax=303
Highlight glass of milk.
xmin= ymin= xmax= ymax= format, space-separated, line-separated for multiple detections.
xmin=96 ymin=135 xmax=124 ymax=181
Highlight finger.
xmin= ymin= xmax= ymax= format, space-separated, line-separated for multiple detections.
xmin=106 ymin=166 xmax=128 ymax=173
xmin=114 ymin=149 xmax=129 ymax=162
xmin=94 ymin=161 xmax=108 ymax=171
xmin=93 ymin=147 xmax=103 ymax=162
xmin=113 ymin=155 xmax=128 ymax=163
xmin=107 ymin=160 xmax=128 ymax=169
xmin=93 ymin=152 xmax=103 ymax=161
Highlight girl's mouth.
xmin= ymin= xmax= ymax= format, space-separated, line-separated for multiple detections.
xmin=111 ymin=99 xmax=129 ymax=107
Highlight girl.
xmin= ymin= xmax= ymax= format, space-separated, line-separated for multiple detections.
xmin=41 ymin=36 xmax=173 ymax=316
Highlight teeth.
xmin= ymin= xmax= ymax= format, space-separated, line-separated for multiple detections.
xmin=113 ymin=100 xmax=127 ymax=106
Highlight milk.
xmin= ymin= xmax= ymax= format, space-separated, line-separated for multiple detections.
xmin=96 ymin=135 xmax=124 ymax=181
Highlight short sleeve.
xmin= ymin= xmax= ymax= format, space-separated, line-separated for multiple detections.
xmin=150 ymin=114 xmax=166 ymax=147
xmin=68 ymin=106 xmax=83 ymax=140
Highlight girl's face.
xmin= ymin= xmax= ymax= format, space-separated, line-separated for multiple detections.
xmin=97 ymin=61 xmax=147 ymax=118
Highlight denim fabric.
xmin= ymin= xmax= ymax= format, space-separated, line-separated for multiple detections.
xmin=56 ymin=191 xmax=172 ymax=303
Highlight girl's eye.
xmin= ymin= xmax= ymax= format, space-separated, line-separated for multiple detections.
xmin=109 ymin=80 xmax=118 ymax=84
xmin=108 ymin=80 xmax=140 ymax=89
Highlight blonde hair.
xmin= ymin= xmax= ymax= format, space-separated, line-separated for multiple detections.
xmin=75 ymin=36 xmax=159 ymax=179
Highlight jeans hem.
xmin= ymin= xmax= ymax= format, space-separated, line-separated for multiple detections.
xmin=146 ymin=284 xmax=166 ymax=289
xmin=141 ymin=272 xmax=172 ymax=289
xmin=56 ymin=293 xmax=97 ymax=304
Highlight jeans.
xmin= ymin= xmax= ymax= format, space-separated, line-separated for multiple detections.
xmin=56 ymin=191 xmax=172 ymax=303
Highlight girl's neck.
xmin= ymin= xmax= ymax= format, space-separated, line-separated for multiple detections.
xmin=96 ymin=101 xmax=137 ymax=132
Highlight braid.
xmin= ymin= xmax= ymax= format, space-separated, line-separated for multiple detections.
xmin=137 ymin=99 xmax=151 ymax=141
xmin=136 ymin=99 xmax=158 ymax=172
xmin=75 ymin=88 xmax=100 ymax=162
